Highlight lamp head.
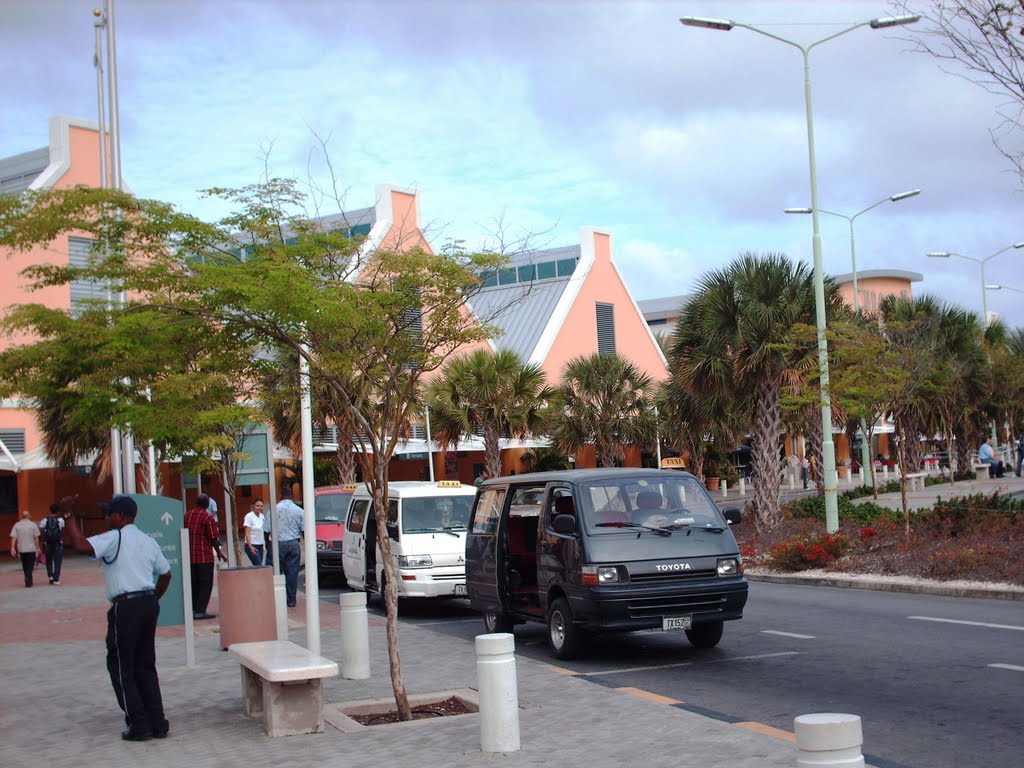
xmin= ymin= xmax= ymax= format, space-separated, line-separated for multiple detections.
xmin=927 ymin=252 xmax=951 ymax=258
xmin=680 ymin=16 xmax=734 ymax=31
xmin=986 ymin=285 xmax=1003 ymax=290
xmin=1014 ymin=242 xmax=1024 ymax=249
xmin=784 ymin=207 xmax=813 ymax=214
xmin=890 ymin=189 xmax=921 ymax=202
xmin=870 ymin=15 xmax=921 ymax=29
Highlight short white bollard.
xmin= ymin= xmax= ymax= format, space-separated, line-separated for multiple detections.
xmin=794 ymin=713 xmax=864 ymax=767
xmin=789 ymin=474 xmax=796 ymax=490
xmin=721 ymin=480 xmax=728 ymax=497
xmin=738 ymin=477 xmax=746 ymax=496
xmin=882 ymin=465 xmax=889 ymax=480
xmin=340 ymin=592 xmax=371 ymax=679
xmin=273 ymin=574 xmax=288 ymax=640
xmin=476 ymin=633 xmax=520 ymax=753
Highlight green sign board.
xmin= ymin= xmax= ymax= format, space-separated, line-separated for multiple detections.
xmin=130 ymin=494 xmax=185 ymax=627
xmin=182 ymin=430 xmax=271 ymax=489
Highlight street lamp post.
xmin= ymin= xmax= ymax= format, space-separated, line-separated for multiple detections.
xmin=681 ymin=13 xmax=920 ymax=533
xmin=785 ymin=189 xmax=921 ymax=486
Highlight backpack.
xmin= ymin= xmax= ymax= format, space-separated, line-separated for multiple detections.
xmin=42 ymin=516 xmax=63 ymax=545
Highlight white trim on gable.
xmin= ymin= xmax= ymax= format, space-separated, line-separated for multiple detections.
xmin=347 ymin=183 xmax=420 ymax=282
xmin=28 ymin=116 xmax=99 ymax=191
xmin=527 ymin=226 xmax=604 ymax=367
xmin=607 ymin=258 xmax=670 ymax=369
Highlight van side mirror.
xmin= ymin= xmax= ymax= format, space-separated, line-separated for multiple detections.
xmin=552 ymin=514 xmax=577 ymax=535
xmin=722 ymin=507 xmax=742 ymax=526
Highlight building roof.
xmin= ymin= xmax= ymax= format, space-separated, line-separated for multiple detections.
xmin=0 ymin=147 xmax=49 ymax=195
xmin=505 ymin=244 xmax=580 ymax=268
xmin=830 ymin=269 xmax=923 ymax=285
xmin=637 ymin=293 xmax=691 ymax=322
xmin=469 ymin=277 xmax=571 ymax=360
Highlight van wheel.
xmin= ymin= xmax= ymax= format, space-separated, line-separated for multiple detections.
xmin=484 ymin=610 xmax=515 ymax=634
xmin=547 ymin=597 xmax=582 ymax=660
xmin=685 ymin=621 xmax=723 ymax=649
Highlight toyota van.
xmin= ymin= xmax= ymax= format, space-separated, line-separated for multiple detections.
xmin=314 ymin=483 xmax=358 ymax=583
xmin=342 ymin=481 xmax=477 ymax=600
xmin=465 ymin=468 xmax=748 ymax=659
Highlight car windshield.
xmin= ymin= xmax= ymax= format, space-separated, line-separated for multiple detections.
xmin=402 ymin=495 xmax=474 ymax=533
xmin=315 ymin=493 xmax=353 ymax=523
xmin=581 ymin=474 xmax=724 ymax=534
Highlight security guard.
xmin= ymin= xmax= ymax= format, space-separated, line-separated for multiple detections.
xmin=66 ymin=494 xmax=172 ymax=741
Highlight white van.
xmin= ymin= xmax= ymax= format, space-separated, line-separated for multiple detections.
xmin=342 ymin=481 xmax=477 ymax=600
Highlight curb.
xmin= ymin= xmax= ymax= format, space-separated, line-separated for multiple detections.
xmin=745 ymin=571 xmax=1024 ymax=601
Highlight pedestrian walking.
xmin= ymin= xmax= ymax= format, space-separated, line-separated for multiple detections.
xmin=40 ymin=503 xmax=65 ymax=584
xmin=63 ymin=494 xmax=172 ymax=741
xmin=9 ymin=510 xmax=40 ymax=587
xmin=801 ymin=455 xmax=810 ymax=490
xmin=1015 ymin=427 xmax=1024 ymax=478
xmin=184 ymin=493 xmax=226 ymax=619
xmin=274 ymin=485 xmax=304 ymax=608
xmin=242 ymin=499 xmax=266 ymax=566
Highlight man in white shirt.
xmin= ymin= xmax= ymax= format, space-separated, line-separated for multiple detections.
xmin=242 ymin=499 xmax=266 ymax=566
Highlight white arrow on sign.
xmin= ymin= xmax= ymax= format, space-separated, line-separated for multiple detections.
xmin=161 ymin=511 xmax=173 ymax=526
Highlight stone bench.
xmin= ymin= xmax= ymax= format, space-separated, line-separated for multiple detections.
xmin=229 ymin=640 xmax=339 ymax=737
xmin=904 ymin=471 xmax=927 ymax=492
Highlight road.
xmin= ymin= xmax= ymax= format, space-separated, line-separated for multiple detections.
xmin=317 ymin=577 xmax=1024 ymax=768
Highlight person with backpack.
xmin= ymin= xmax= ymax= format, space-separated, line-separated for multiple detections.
xmin=41 ymin=503 xmax=66 ymax=585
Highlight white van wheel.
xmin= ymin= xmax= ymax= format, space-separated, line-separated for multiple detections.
xmin=547 ymin=597 xmax=582 ymax=660
xmin=484 ymin=610 xmax=514 ymax=634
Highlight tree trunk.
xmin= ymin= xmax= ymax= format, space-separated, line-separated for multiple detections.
xmin=900 ymin=414 xmax=923 ymax=474
xmin=954 ymin=428 xmax=972 ymax=477
xmin=804 ymin=407 xmax=825 ymax=495
xmin=597 ymin=439 xmax=618 ymax=469
xmin=369 ymin=463 xmax=412 ymax=721
xmin=868 ymin=428 xmax=879 ymax=499
xmin=895 ymin=419 xmax=910 ymax=537
xmin=483 ymin=422 xmax=502 ymax=478
xmin=751 ymin=380 xmax=783 ymax=532
xmin=334 ymin=418 xmax=357 ymax=484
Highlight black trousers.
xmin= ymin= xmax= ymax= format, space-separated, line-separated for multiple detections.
xmin=19 ymin=552 xmax=35 ymax=586
xmin=191 ymin=562 xmax=214 ymax=614
xmin=43 ymin=541 xmax=63 ymax=581
xmin=106 ymin=594 xmax=167 ymax=735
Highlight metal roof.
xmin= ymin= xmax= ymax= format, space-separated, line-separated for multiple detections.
xmin=830 ymin=269 xmax=923 ymax=284
xmin=637 ymin=294 xmax=691 ymax=321
xmin=0 ymin=147 xmax=48 ymax=195
xmin=468 ymin=277 xmax=570 ymax=360
xmin=505 ymin=244 xmax=580 ymax=268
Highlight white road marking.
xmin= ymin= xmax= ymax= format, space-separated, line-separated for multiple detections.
xmin=761 ymin=630 xmax=815 ymax=639
xmin=413 ymin=618 xmax=482 ymax=625
xmin=585 ymin=651 xmax=800 ymax=677
xmin=988 ymin=663 xmax=1024 ymax=673
xmin=908 ymin=616 xmax=1024 ymax=632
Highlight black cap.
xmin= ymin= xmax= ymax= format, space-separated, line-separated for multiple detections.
xmin=99 ymin=495 xmax=138 ymax=518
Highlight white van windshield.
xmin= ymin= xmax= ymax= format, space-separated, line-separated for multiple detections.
xmin=581 ymin=475 xmax=724 ymax=533
xmin=402 ymin=496 xmax=474 ymax=534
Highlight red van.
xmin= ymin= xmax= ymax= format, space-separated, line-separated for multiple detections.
xmin=314 ymin=484 xmax=358 ymax=583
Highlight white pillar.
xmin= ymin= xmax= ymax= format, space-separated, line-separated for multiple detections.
xmin=340 ymin=592 xmax=371 ymax=679
xmin=721 ymin=480 xmax=728 ymax=497
xmin=789 ymin=474 xmax=796 ymax=490
xmin=274 ymin=574 xmax=288 ymax=640
xmin=180 ymin=530 xmax=195 ymax=667
xmin=882 ymin=465 xmax=889 ymax=480
xmin=738 ymin=477 xmax=746 ymax=496
xmin=794 ymin=713 xmax=864 ymax=767
xmin=476 ymin=633 xmax=520 ymax=753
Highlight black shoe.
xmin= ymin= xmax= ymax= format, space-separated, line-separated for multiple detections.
xmin=152 ymin=729 xmax=168 ymax=739
xmin=121 ymin=729 xmax=152 ymax=742
xmin=193 ymin=612 xmax=216 ymax=620
xmin=287 ymin=602 xmax=297 ymax=608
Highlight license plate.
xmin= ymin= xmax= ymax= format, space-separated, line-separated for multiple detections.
xmin=662 ymin=616 xmax=692 ymax=631
xmin=454 ymin=584 xmax=467 ymax=596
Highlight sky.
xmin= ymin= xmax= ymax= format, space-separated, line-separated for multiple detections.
xmin=3 ymin=1 xmax=1023 ymax=326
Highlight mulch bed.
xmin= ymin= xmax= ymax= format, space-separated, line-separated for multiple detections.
xmin=350 ymin=696 xmax=473 ymax=726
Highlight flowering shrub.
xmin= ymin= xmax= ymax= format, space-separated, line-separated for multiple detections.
xmin=768 ymin=532 xmax=848 ymax=571
xmin=859 ymin=526 xmax=879 ymax=543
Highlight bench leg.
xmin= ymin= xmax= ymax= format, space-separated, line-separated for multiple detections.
xmin=241 ymin=666 xmax=263 ymax=717
xmin=263 ymin=678 xmax=324 ymax=737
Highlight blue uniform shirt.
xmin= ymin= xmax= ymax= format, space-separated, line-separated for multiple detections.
xmin=273 ymin=499 xmax=305 ymax=542
xmin=88 ymin=523 xmax=171 ymax=602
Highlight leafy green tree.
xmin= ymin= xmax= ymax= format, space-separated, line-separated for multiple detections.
xmin=550 ymin=353 xmax=657 ymax=468
xmin=655 ymin=377 xmax=747 ymax=481
xmin=672 ymin=253 xmax=836 ymax=531
xmin=519 ymin=446 xmax=573 ymax=473
xmin=423 ymin=348 xmax=557 ymax=478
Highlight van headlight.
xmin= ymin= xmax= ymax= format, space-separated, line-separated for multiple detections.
xmin=582 ymin=564 xmax=626 ymax=585
xmin=398 ymin=555 xmax=432 ymax=568
xmin=717 ymin=558 xmax=739 ymax=577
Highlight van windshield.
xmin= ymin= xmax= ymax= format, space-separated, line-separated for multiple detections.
xmin=581 ymin=475 xmax=724 ymax=533
xmin=402 ymin=495 xmax=474 ymax=534
xmin=315 ymin=493 xmax=354 ymax=523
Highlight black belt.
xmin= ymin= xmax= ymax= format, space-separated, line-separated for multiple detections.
xmin=112 ymin=589 xmax=155 ymax=603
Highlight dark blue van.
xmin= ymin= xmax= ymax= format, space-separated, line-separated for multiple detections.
xmin=465 ymin=468 xmax=748 ymax=659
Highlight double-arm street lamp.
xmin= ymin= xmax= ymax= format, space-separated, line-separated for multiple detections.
xmin=680 ymin=13 xmax=920 ymax=533
xmin=785 ymin=190 xmax=921 ymax=487
xmin=927 ymin=243 xmax=1024 ymax=326
xmin=986 ymin=284 xmax=1024 ymax=296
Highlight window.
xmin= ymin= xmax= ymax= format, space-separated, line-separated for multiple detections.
xmin=69 ymin=237 xmax=108 ymax=317
xmin=481 ymin=270 xmax=498 ymax=288
xmin=596 ymin=302 xmax=616 ymax=355
xmin=498 ymin=267 xmax=517 ymax=285
xmin=387 ymin=499 xmax=400 ymax=540
xmin=546 ymin=488 xmax=576 ymax=530
xmin=0 ymin=429 xmax=26 ymax=454
xmin=647 ymin=318 xmax=666 ymax=326
xmin=556 ymin=258 xmax=577 ymax=277
xmin=347 ymin=498 xmax=369 ymax=534
xmin=517 ymin=264 xmax=536 ymax=282
xmin=401 ymin=495 xmax=473 ymax=533
xmin=0 ymin=474 xmax=16 ymax=515
xmin=536 ymin=261 xmax=557 ymax=280
xmin=470 ymin=487 xmax=506 ymax=535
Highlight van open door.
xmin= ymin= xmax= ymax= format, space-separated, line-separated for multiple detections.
xmin=466 ymin=486 xmax=506 ymax=612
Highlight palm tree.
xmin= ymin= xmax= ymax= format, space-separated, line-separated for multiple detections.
xmin=672 ymin=252 xmax=836 ymax=531
xmin=423 ymin=349 xmax=558 ymax=478
xmin=655 ymin=378 xmax=746 ymax=481
xmin=550 ymin=353 xmax=657 ymax=468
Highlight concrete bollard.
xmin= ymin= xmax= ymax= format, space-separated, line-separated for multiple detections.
xmin=738 ymin=477 xmax=746 ymax=496
xmin=340 ymin=592 xmax=371 ymax=679
xmin=789 ymin=473 xmax=796 ymax=490
xmin=794 ymin=713 xmax=864 ymax=767
xmin=476 ymin=633 xmax=520 ymax=753
xmin=273 ymin=574 xmax=288 ymax=640
xmin=721 ymin=480 xmax=728 ymax=497
xmin=882 ymin=465 xmax=889 ymax=480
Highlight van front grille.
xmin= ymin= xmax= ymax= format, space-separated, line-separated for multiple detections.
xmin=629 ymin=569 xmax=717 ymax=584
xmin=626 ymin=590 xmax=727 ymax=619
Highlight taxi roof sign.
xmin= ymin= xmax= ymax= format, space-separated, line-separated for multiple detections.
xmin=436 ymin=480 xmax=463 ymax=488
xmin=661 ymin=457 xmax=687 ymax=469
xmin=342 ymin=483 xmax=359 ymax=491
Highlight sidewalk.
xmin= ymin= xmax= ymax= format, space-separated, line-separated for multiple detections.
xmin=2 ymin=555 xmax=805 ymax=768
